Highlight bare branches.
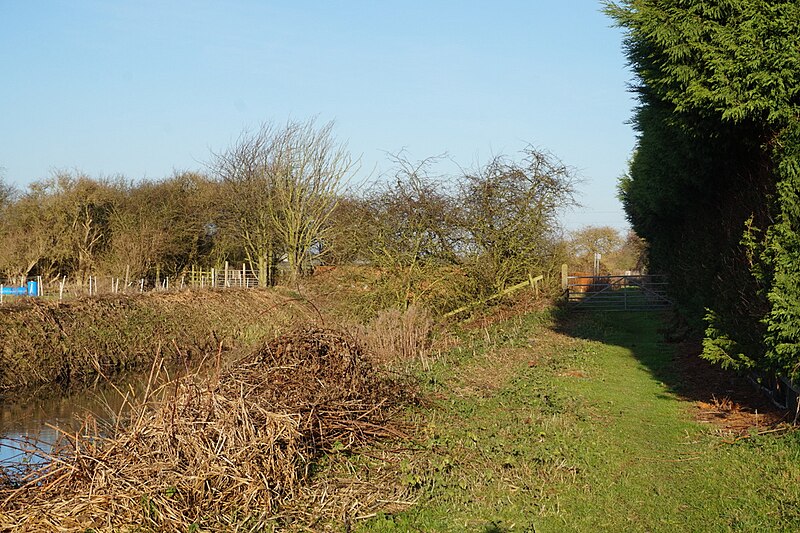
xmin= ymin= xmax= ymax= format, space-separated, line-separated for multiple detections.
xmin=459 ymin=146 xmax=578 ymax=294
xmin=269 ymin=119 xmax=356 ymax=282
xmin=210 ymin=119 xmax=356 ymax=285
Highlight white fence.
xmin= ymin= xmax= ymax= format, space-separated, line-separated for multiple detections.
xmin=0 ymin=262 xmax=264 ymax=304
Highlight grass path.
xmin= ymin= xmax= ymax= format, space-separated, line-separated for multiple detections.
xmin=361 ymin=309 xmax=800 ymax=532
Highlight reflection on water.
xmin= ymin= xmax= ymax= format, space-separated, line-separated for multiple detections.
xmin=0 ymin=356 xmax=219 ymax=481
xmin=0 ymin=375 xmax=150 ymax=470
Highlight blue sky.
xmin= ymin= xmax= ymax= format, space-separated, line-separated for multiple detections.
xmin=1 ymin=1 xmax=636 ymax=231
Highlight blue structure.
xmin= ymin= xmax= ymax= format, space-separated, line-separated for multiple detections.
xmin=1 ymin=280 xmax=39 ymax=297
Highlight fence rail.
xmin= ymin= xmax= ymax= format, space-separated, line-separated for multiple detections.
xmin=0 ymin=262 xmax=267 ymax=304
xmin=444 ymin=274 xmax=545 ymax=318
xmin=566 ymin=274 xmax=672 ymax=312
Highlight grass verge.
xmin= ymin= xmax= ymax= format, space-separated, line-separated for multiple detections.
xmin=0 ymin=288 xmax=320 ymax=390
xmin=360 ymin=308 xmax=800 ymax=532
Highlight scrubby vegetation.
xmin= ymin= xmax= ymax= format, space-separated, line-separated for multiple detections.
xmin=2 ymin=273 xmax=798 ymax=531
xmin=0 ymin=289 xmax=316 ymax=390
xmin=6 ymin=5 xmax=800 ymax=528
xmin=0 ymin=119 xmax=585 ymax=314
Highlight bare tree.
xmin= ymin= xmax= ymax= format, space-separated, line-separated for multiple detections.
xmin=0 ymin=191 xmax=57 ymax=280
xmin=567 ymin=226 xmax=648 ymax=274
xmin=323 ymin=193 xmax=375 ymax=265
xmin=211 ymin=124 xmax=283 ymax=286
xmin=359 ymin=153 xmax=461 ymax=307
xmin=105 ymin=172 xmax=214 ymax=279
xmin=0 ymin=172 xmax=14 ymax=209
xmin=53 ymin=173 xmax=121 ymax=285
xmin=270 ymin=119 xmax=356 ymax=283
xmin=211 ymin=119 xmax=355 ymax=285
xmin=0 ymin=173 xmax=120 ymax=283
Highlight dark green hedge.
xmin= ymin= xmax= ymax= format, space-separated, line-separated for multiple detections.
xmin=608 ymin=0 xmax=800 ymax=376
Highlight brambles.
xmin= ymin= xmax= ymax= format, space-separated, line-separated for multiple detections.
xmin=324 ymin=147 xmax=576 ymax=313
xmin=458 ymin=148 xmax=577 ymax=297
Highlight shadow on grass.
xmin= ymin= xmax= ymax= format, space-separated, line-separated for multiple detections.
xmin=549 ymin=303 xmax=781 ymax=419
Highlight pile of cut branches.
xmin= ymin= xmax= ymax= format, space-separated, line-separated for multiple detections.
xmin=0 ymin=327 xmax=410 ymax=531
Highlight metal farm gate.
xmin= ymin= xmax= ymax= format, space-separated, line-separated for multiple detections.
xmin=565 ymin=274 xmax=672 ymax=311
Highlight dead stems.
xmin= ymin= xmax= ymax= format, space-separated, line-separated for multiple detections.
xmin=0 ymin=327 xmax=409 ymax=531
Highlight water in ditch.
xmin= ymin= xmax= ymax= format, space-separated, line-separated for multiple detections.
xmin=0 ymin=374 xmax=152 ymax=474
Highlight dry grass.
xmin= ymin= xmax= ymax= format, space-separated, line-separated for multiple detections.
xmin=0 ymin=327 xmax=411 ymax=532
xmin=359 ymin=305 xmax=434 ymax=367
xmin=0 ymin=289 xmax=317 ymax=391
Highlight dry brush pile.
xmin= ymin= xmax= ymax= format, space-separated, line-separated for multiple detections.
xmin=0 ymin=327 xmax=412 ymax=531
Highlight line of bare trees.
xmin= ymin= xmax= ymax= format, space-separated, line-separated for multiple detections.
xmin=0 ymin=118 xmax=612 ymax=306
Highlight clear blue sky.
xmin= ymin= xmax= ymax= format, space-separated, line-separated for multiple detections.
xmin=0 ymin=1 xmax=636 ymax=231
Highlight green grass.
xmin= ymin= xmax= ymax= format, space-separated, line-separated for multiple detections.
xmin=358 ymin=309 xmax=800 ymax=532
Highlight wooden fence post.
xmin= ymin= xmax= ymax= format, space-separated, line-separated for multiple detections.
xmin=529 ymin=273 xmax=544 ymax=298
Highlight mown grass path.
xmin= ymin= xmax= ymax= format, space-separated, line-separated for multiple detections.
xmin=362 ymin=310 xmax=800 ymax=532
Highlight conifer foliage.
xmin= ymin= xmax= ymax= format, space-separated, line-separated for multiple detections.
xmin=607 ymin=1 xmax=800 ymax=376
